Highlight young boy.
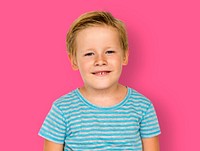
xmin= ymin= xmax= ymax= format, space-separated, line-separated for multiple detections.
xmin=39 ymin=11 xmax=161 ymax=151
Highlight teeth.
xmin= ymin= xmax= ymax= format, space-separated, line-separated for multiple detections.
xmin=95 ymin=71 xmax=108 ymax=75
xmin=92 ymin=71 xmax=110 ymax=75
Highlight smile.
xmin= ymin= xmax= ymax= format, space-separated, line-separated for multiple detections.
xmin=92 ymin=71 xmax=111 ymax=76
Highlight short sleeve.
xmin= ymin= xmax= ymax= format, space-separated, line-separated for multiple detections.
xmin=38 ymin=103 xmax=67 ymax=144
xmin=140 ymin=103 xmax=161 ymax=138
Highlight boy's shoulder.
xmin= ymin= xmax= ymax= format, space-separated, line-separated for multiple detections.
xmin=52 ymin=89 xmax=79 ymax=108
xmin=128 ymin=87 xmax=153 ymax=106
xmin=127 ymin=87 xmax=155 ymax=116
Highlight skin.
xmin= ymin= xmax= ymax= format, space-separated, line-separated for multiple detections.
xmin=43 ymin=140 xmax=63 ymax=151
xmin=43 ymin=25 xmax=160 ymax=150
xmin=142 ymin=136 xmax=160 ymax=151
xmin=71 ymin=25 xmax=128 ymax=107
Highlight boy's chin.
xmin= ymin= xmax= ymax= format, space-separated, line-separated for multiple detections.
xmin=84 ymin=83 xmax=119 ymax=91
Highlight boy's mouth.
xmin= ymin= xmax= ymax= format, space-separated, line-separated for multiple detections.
xmin=92 ymin=71 xmax=111 ymax=76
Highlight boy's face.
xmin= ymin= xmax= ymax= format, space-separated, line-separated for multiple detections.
xmin=70 ymin=25 xmax=128 ymax=91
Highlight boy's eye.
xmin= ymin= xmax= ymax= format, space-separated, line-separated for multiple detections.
xmin=106 ymin=50 xmax=115 ymax=54
xmin=84 ymin=52 xmax=94 ymax=56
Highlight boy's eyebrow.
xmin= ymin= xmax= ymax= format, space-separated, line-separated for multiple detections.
xmin=78 ymin=49 xmax=95 ymax=54
xmin=80 ymin=46 xmax=119 ymax=52
xmin=82 ymin=48 xmax=95 ymax=52
xmin=105 ymin=46 xmax=116 ymax=50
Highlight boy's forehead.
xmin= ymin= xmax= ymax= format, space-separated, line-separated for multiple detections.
xmin=76 ymin=25 xmax=119 ymax=42
xmin=75 ymin=26 xmax=121 ymax=50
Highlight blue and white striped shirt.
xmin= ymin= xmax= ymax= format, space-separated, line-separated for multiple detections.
xmin=39 ymin=87 xmax=161 ymax=150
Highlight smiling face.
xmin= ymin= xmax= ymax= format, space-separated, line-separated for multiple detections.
xmin=70 ymin=25 xmax=128 ymax=91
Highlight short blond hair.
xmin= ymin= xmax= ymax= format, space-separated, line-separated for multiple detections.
xmin=66 ymin=11 xmax=128 ymax=59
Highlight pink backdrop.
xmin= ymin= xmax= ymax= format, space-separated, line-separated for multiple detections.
xmin=0 ymin=0 xmax=199 ymax=150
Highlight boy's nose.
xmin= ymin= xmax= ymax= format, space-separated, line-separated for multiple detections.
xmin=94 ymin=55 xmax=107 ymax=66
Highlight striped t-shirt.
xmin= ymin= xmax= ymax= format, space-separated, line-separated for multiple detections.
xmin=39 ymin=87 xmax=161 ymax=150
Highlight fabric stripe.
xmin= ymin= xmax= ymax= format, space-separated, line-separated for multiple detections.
xmin=38 ymin=87 xmax=161 ymax=150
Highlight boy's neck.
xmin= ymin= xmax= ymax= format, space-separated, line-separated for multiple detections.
xmin=79 ymin=84 xmax=128 ymax=107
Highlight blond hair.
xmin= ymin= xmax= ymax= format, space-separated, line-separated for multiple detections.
xmin=66 ymin=11 xmax=128 ymax=59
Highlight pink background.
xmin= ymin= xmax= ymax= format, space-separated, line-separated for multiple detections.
xmin=0 ymin=0 xmax=200 ymax=150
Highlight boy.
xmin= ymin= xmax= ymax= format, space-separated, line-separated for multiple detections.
xmin=39 ymin=11 xmax=161 ymax=151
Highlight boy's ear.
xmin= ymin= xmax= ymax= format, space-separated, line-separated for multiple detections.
xmin=122 ymin=50 xmax=129 ymax=65
xmin=68 ymin=54 xmax=79 ymax=70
